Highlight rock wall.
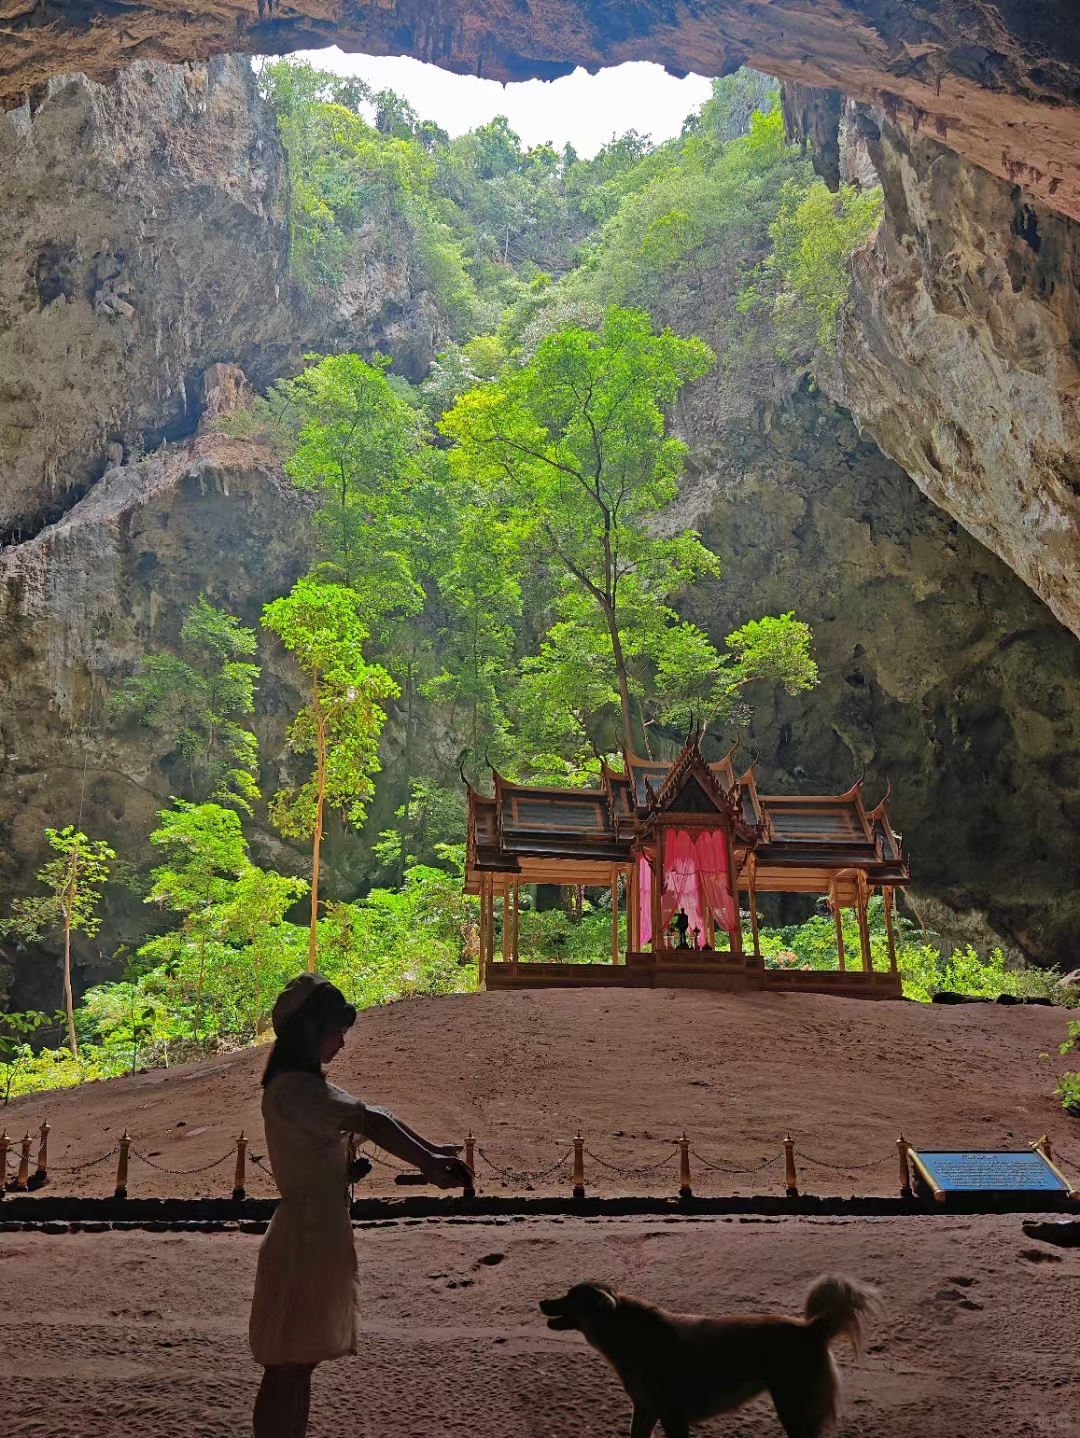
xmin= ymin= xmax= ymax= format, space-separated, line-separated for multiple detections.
xmin=0 ymin=55 xmax=443 ymax=537
xmin=829 ymin=116 xmax=1080 ymax=648
xmin=674 ymin=386 xmax=1080 ymax=969
xmin=0 ymin=429 xmax=311 ymax=1008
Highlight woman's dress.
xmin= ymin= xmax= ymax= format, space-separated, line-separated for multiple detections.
xmin=249 ymin=1070 xmax=370 ymax=1367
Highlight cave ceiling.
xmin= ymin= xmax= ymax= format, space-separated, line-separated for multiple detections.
xmin=1 ymin=2 xmax=1079 ymax=221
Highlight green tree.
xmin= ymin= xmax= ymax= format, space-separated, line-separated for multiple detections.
xmin=262 ymin=580 xmax=399 ymax=970
xmin=111 ymin=597 xmax=261 ymax=812
xmin=0 ymin=827 xmax=115 ymax=1055
xmin=279 ymin=353 xmax=427 ymax=614
xmin=0 ymin=1010 xmax=66 ymax=1103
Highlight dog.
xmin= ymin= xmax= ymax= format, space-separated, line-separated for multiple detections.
xmin=539 ymin=1274 xmax=879 ymax=1438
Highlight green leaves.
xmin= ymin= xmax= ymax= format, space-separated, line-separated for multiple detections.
xmin=111 ymin=597 xmax=261 ymax=813
xmin=262 ymin=579 xmax=400 ymax=837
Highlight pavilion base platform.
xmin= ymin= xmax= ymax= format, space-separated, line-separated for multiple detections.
xmin=483 ymin=954 xmax=903 ymax=998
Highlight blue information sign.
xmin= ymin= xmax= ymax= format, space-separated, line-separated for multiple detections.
xmin=911 ymin=1149 xmax=1071 ymax=1195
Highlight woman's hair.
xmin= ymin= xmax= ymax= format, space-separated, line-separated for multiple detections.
xmin=262 ymin=981 xmax=357 ymax=1088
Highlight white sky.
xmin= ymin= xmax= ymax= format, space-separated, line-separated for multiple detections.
xmin=285 ymin=50 xmax=714 ymax=157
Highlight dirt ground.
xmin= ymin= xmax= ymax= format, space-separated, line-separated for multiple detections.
xmin=3 ymin=989 xmax=1075 ymax=1199
xmin=2 ymin=1212 xmax=1079 ymax=1437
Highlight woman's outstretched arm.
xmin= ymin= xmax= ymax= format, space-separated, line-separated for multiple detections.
xmin=363 ymin=1105 xmax=470 ymax=1188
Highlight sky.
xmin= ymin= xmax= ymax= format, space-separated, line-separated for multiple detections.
xmin=286 ymin=50 xmax=714 ymax=157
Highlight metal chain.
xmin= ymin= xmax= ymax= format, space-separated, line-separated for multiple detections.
xmin=585 ymin=1147 xmax=680 ymax=1177
xmin=47 ymin=1149 xmax=118 ymax=1172
xmin=477 ymin=1147 xmax=572 ymax=1184
xmin=689 ymin=1149 xmax=781 ymax=1175
xmin=360 ymin=1145 xmax=410 ymax=1173
xmin=130 ymin=1147 xmax=236 ymax=1176
xmin=1053 ymin=1150 xmax=1080 ymax=1175
xmin=794 ymin=1150 xmax=895 ymax=1172
xmin=249 ymin=1154 xmax=279 ymax=1187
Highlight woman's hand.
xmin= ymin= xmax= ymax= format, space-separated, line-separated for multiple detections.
xmin=422 ymin=1154 xmax=474 ymax=1190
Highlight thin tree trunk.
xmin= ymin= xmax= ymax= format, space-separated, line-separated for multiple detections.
xmin=62 ymin=911 xmax=78 ymax=1057
xmin=308 ymin=713 xmax=327 ymax=973
xmin=603 ymin=602 xmax=634 ymax=752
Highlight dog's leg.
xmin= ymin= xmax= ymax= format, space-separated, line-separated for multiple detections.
xmin=771 ymin=1381 xmax=835 ymax=1438
xmin=656 ymin=1410 xmax=690 ymax=1438
xmin=629 ymin=1402 xmax=658 ymax=1438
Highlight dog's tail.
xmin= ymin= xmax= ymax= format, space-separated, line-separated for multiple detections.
xmin=804 ymin=1274 xmax=880 ymax=1356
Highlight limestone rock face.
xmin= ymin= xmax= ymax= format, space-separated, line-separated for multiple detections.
xmin=831 ymin=119 xmax=1080 ymax=646
xmin=674 ymin=387 xmax=1080 ymax=970
xmin=2 ymin=2 xmax=1078 ymax=225
xmin=0 ymin=431 xmax=312 ymax=1007
xmin=0 ymin=56 xmax=443 ymax=536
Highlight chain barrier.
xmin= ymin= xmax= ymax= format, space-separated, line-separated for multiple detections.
xmin=249 ymin=1154 xmax=278 ymax=1184
xmin=794 ymin=1150 xmax=896 ymax=1172
xmin=1053 ymin=1149 xmax=1080 ymax=1176
xmin=361 ymin=1146 xmax=410 ymax=1173
xmin=130 ymin=1147 xmax=236 ymax=1177
xmin=584 ymin=1147 xmax=680 ymax=1178
xmin=476 ymin=1146 xmax=572 ymax=1184
xmin=46 ymin=1149 xmax=118 ymax=1173
xmin=689 ymin=1149 xmax=782 ymax=1176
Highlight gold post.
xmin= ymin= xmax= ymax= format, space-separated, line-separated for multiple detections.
xmin=783 ymin=1135 xmax=798 ymax=1198
xmin=679 ymin=1133 xmax=692 ymax=1200
xmin=831 ymin=883 xmax=846 ymax=971
xmin=464 ymin=1133 xmax=476 ymax=1178
xmin=1033 ymin=1134 xmax=1052 ymax=1164
xmin=15 ymin=1133 xmax=30 ymax=1191
xmin=0 ymin=1132 xmax=8 ymax=1199
xmin=232 ymin=1131 xmax=248 ymax=1201
xmin=897 ymin=1133 xmax=912 ymax=1198
xmin=883 ymin=886 xmax=899 ymax=974
xmin=572 ymin=1135 xmax=585 ymax=1199
xmin=114 ymin=1130 xmax=131 ymax=1199
xmin=747 ymin=855 xmax=760 ymax=959
xmin=611 ymin=872 xmax=619 ymax=965
xmin=35 ymin=1120 xmax=50 ymax=1183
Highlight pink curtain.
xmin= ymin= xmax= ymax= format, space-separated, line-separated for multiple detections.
xmin=638 ymin=854 xmax=653 ymax=947
xmin=694 ymin=828 xmax=737 ymax=936
xmin=661 ymin=828 xmax=705 ymax=946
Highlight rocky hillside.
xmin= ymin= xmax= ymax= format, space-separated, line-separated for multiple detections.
xmin=0 ymin=56 xmax=445 ymax=541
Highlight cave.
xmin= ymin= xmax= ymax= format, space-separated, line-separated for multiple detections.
xmin=1 ymin=11 xmax=1079 ymax=983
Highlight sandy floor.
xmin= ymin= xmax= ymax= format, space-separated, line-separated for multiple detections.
xmin=1 ymin=1212 xmax=1079 ymax=1437
xmin=3 ymin=989 xmax=1075 ymax=1199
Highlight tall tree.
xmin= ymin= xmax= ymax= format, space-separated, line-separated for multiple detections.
xmin=111 ymin=598 xmax=261 ymax=813
xmin=0 ymin=827 xmax=115 ymax=1055
xmin=263 ymin=580 xmax=399 ymax=970
xmin=441 ymin=307 xmax=711 ymax=748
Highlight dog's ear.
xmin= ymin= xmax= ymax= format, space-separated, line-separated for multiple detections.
xmin=582 ymin=1284 xmax=618 ymax=1313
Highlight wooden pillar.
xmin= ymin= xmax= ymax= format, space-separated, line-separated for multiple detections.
xmin=725 ymin=830 xmax=743 ymax=957
xmin=610 ymin=870 xmax=619 ymax=965
xmin=855 ymin=872 xmax=872 ymax=974
xmin=502 ymin=886 xmax=511 ymax=962
xmin=479 ymin=876 xmax=491 ymax=984
xmin=831 ymin=881 xmax=846 ymax=971
xmin=628 ymin=861 xmax=638 ymax=955
xmin=747 ymin=854 xmax=760 ymax=959
xmin=512 ymin=883 xmax=520 ymax=963
xmin=883 ymin=886 xmax=898 ymax=974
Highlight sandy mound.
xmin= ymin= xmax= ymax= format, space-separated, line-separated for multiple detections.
xmin=4 ymin=989 xmax=1074 ymax=1199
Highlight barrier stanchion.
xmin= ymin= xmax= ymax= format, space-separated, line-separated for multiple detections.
xmin=897 ymin=1133 xmax=912 ymax=1198
xmin=15 ymin=1133 xmax=31 ymax=1192
xmin=462 ymin=1134 xmax=476 ymax=1200
xmin=783 ymin=1136 xmax=799 ymax=1199
xmin=0 ymin=1131 xmax=8 ymax=1198
xmin=572 ymin=1135 xmax=585 ymax=1199
xmin=679 ymin=1134 xmax=692 ymax=1199
xmin=35 ymin=1121 xmax=49 ymax=1184
xmin=232 ymin=1131 xmax=248 ymax=1201
xmin=114 ymin=1131 xmax=131 ymax=1199
xmin=1034 ymin=1134 xmax=1053 ymax=1164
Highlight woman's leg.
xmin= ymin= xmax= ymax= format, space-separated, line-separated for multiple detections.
xmin=254 ymin=1364 xmax=316 ymax=1438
